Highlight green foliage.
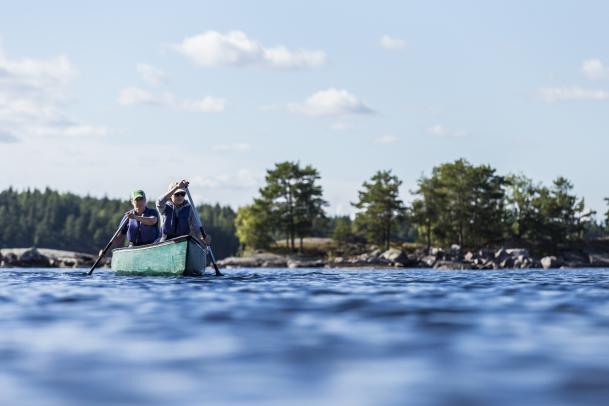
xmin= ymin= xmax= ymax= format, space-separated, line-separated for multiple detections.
xmin=411 ymin=159 xmax=507 ymax=249
xmin=331 ymin=216 xmax=355 ymax=245
xmin=352 ymin=170 xmax=407 ymax=249
xmin=604 ymin=197 xmax=609 ymax=230
xmin=256 ymin=161 xmax=327 ymax=251
xmin=197 ymin=203 xmax=239 ymax=259
xmin=0 ymin=188 xmax=239 ymax=258
xmin=0 ymin=187 xmax=126 ymax=253
xmin=235 ymin=200 xmax=274 ymax=250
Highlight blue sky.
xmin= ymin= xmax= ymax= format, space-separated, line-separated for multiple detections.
xmin=1 ymin=0 xmax=608 ymax=216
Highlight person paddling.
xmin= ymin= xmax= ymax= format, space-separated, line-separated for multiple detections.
xmin=101 ymin=190 xmax=160 ymax=256
xmin=156 ymin=180 xmax=210 ymax=244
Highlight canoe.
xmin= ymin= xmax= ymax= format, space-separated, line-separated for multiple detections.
xmin=111 ymin=236 xmax=207 ymax=276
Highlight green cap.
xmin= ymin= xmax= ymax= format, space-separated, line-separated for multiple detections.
xmin=131 ymin=189 xmax=146 ymax=200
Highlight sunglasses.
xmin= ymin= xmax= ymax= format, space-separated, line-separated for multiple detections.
xmin=173 ymin=192 xmax=186 ymax=197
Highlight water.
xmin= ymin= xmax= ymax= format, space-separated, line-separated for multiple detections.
xmin=1 ymin=268 xmax=609 ymax=405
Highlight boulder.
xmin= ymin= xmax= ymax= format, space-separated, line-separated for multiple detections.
xmin=541 ymin=256 xmax=561 ymax=269
xmin=500 ymin=257 xmax=515 ymax=269
xmin=420 ymin=255 xmax=437 ymax=268
xmin=506 ymin=248 xmax=529 ymax=258
xmin=380 ymin=248 xmax=408 ymax=265
xmin=494 ymin=247 xmax=509 ymax=262
xmin=588 ymin=253 xmax=609 ymax=267
xmin=433 ymin=260 xmax=465 ymax=270
xmin=464 ymin=251 xmax=476 ymax=262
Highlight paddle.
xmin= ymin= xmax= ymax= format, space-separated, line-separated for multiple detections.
xmin=87 ymin=215 xmax=129 ymax=275
xmin=185 ymin=187 xmax=223 ymax=276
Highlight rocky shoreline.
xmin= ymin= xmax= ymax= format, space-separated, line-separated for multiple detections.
xmin=0 ymin=248 xmax=102 ymax=268
xmin=218 ymin=246 xmax=609 ymax=270
xmin=2 ymin=245 xmax=609 ymax=270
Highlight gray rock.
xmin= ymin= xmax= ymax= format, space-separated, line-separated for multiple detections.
xmin=506 ymin=248 xmax=529 ymax=258
xmin=494 ymin=247 xmax=509 ymax=262
xmin=380 ymin=248 xmax=408 ymax=265
xmin=420 ymin=255 xmax=437 ymax=268
xmin=588 ymin=253 xmax=609 ymax=267
xmin=541 ymin=256 xmax=561 ymax=269
xmin=500 ymin=257 xmax=514 ymax=269
xmin=464 ymin=252 xmax=476 ymax=262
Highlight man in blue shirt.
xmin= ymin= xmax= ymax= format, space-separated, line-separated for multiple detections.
xmin=102 ymin=190 xmax=160 ymax=256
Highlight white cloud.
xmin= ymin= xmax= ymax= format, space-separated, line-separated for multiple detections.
xmin=173 ymin=30 xmax=326 ymax=69
xmin=118 ymin=86 xmax=225 ymax=112
xmin=211 ymin=143 xmax=251 ymax=152
xmin=28 ymin=125 xmax=110 ymax=137
xmin=179 ymin=96 xmax=225 ymax=112
xmin=426 ymin=124 xmax=468 ymax=138
xmin=581 ymin=59 xmax=609 ymax=80
xmin=191 ymin=169 xmax=260 ymax=190
xmin=375 ymin=134 xmax=398 ymax=144
xmin=118 ymin=86 xmax=168 ymax=106
xmin=136 ymin=63 xmax=166 ymax=85
xmin=539 ymin=86 xmax=609 ymax=102
xmin=289 ymin=88 xmax=374 ymax=116
xmin=330 ymin=121 xmax=352 ymax=131
xmin=0 ymin=45 xmax=108 ymax=139
xmin=379 ymin=35 xmax=407 ymax=50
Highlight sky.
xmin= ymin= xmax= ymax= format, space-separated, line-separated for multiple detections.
xmin=1 ymin=0 xmax=608 ymax=217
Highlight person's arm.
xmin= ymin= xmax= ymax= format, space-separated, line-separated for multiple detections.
xmin=131 ymin=212 xmax=157 ymax=226
xmin=158 ymin=179 xmax=189 ymax=207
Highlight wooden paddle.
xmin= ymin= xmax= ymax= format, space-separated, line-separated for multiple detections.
xmin=87 ymin=215 xmax=129 ymax=275
xmin=185 ymin=187 xmax=223 ymax=276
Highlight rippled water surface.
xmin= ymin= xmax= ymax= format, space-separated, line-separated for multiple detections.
xmin=1 ymin=267 xmax=609 ymax=405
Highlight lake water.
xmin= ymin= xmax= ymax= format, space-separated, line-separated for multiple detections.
xmin=1 ymin=267 xmax=609 ymax=405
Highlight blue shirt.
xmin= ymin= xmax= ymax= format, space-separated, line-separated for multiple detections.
xmin=120 ymin=207 xmax=160 ymax=246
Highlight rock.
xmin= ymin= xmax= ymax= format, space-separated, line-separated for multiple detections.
xmin=420 ymin=255 xmax=437 ymax=268
xmin=217 ymin=252 xmax=288 ymax=268
xmin=561 ymin=252 xmax=589 ymax=268
xmin=434 ymin=260 xmax=465 ymax=270
xmin=464 ymin=251 xmax=476 ymax=262
xmin=478 ymin=248 xmax=494 ymax=260
xmin=287 ymin=259 xmax=325 ymax=268
xmin=500 ymin=257 xmax=514 ymax=269
xmin=369 ymin=249 xmax=382 ymax=258
xmin=588 ymin=253 xmax=609 ymax=267
xmin=506 ymin=248 xmax=529 ymax=258
xmin=494 ymin=247 xmax=509 ymax=262
xmin=380 ymin=248 xmax=408 ymax=265
xmin=450 ymin=244 xmax=462 ymax=254
xmin=541 ymin=256 xmax=561 ymax=269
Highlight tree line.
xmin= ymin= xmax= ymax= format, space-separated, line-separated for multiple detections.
xmin=236 ymin=159 xmax=608 ymax=252
xmin=1 ymin=159 xmax=607 ymax=256
xmin=0 ymin=187 xmax=239 ymax=258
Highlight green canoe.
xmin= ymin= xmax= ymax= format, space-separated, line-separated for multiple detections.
xmin=111 ymin=236 xmax=207 ymax=276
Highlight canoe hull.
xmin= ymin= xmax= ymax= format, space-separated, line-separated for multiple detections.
xmin=111 ymin=236 xmax=207 ymax=276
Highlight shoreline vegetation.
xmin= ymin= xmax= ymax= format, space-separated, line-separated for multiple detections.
xmin=1 ymin=158 xmax=608 ymax=270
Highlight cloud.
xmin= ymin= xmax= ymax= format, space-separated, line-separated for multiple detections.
xmin=173 ymin=30 xmax=326 ymax=69
xmin=211 ymin=143 xmax=251 ymax=152
xmin=581 ymin=59 xmax=609 ymax=80
xmin=426 ymin=124 xmax=468 ymax=138
xmin=136 ymin=63 xmax=166 ymax=85
xmin=190 ymin=169 xmax=260 ymax=190
xmin=0 ymin=45 xmax=108 ymax=139
xmin=179 ymin=96 xmax=225 ymax=112
xmin=539 ymin=86 xmax=609 ymax=102
xmin=288 ymin=88 xmax=374 ymax=116
xmin=375 ymin=134 xmax=398 ymax=144
xmin=379 ymin=35 xmax=407 ymax=50
xmin=118 ymin=86 xmax=225 ymax=112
